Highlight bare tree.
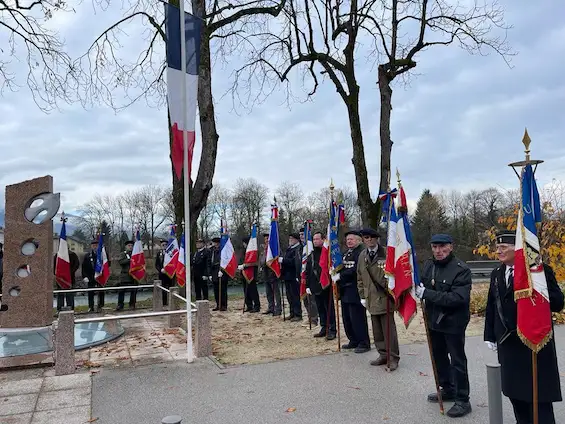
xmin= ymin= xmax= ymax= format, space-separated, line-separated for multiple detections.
xmin=275 ymin=181 xmax=303 ymax=234
xmin=0 ymin=0 xmax=79 ymax=111
xmin=208 ymin=183 xmax=232 ymax=223
xmin=136 ymin=185 xmax=168 ymax=254
xmin=230 ymin=177 xmax=269 ymax=240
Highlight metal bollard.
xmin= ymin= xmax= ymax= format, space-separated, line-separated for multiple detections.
xmin=162 ymin=416 xmax=182 ymax=424
xmin=486 ymin=363 xmax=503 ymax=424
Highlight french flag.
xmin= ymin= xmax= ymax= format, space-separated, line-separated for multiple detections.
xmin=55 ymin=218 xmax=72 ymax=289
xmin=384 ymin=185 xmax=418 ymax=328
xmin=319 ymin=221 xmax=331 ymax=289
xmin=165 ymin=3 xmax=201 ymax=180
xmin=514 ymin=164 xmax=553 ymax=352
xmin=266 ymin=203 xmax=281 ymax=278
xmin=300 ymin=221 xmax=313 ymax=298
xmin=94 ymin=232 xmax=110 ymax=286
xmin=243 ymin=224 xmax=258 ymax=282
xmin=176 ymin=232 xmax=186 ymax=287
xmin=163 ymin=225 xmax=180 ymax=278
xmin=129 ymin=229 xmax=146 ymax=282
xmin=220 ymin=219 xmax=237 ymax=278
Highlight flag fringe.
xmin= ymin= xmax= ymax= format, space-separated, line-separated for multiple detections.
xmin=514 ymin=287 xmax=533 ymax=300
xmin=517 ymin=327 xmax=553 ymax=354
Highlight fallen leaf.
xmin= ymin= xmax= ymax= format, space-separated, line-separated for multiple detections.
xmin=476 ymin=402 xmax=487 ymax=408
xmin=418 ymin=371 xmax=429 ymax=376
xmin=346 ymin=386 xmax=361 ymax=390
xmin=405 ymin=353 xmax=418 ymax=356
xmin=383 ymin=417 xmax=390 ymax=420
xmin=86 ymin=418 xmax=99 ymax=423
xmin=286 ymin=407 xmax=296 ymax=413
xmin=90 ymin=370 xmax=100 ymax=374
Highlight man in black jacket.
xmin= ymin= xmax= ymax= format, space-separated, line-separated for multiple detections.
xmin=484 ymin=231 xmax=564 ymax=424
xmin=81 ymin=239 xmax=105 ymax=312
xmin=335 ymin=229 xmax=370 ymax=353
xmin=191 ymin=238 xmax=210 ymax=301
xmin=281 ymin=232 xmax=302 ymax=322
xmin=415 ymin=233 xmax=472 ymax=418
xmin=239 ymin=236 xmax=261 ymax=312
xmin=155 ymin=239 xmax=175 ymax=306
xmin=260 ymin=232 xmax=282 ymax=316
xmin=209 ymin=237 xmax=227 ymax=311
xmin=53 ymin=249 xmax=80 ymax=311
xmin=306 ymin=231 xmax=336 ymax=339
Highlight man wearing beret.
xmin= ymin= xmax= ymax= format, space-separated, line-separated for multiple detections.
xmin=334 ymin=229 xmax=371 ymax=353
xmin=191 ymin=238 xmax=210 ymax=301
xmin=300 ymin=227 xmax=319 ymax=327
xmin=281 ymin=232 xmax=303 ymax=322
xmin=238 ymin=236 xmax=261 ymax=312
xmin=357 ymin=227 xmax=400 ymax=370
xmin=484 ymin=231 xmax=564 ymax=424
xmin=260 ymin=232 xmax=282 ymax=316
xmin=209 ymin=237 xmax=227 ymax=311
xmin=117 ymin=240 xmax=136 ymax=311
xmin=415 ymin=234 xmax=472 ymax=417
xmin=81 ymin=238 xmax=105 ymax=312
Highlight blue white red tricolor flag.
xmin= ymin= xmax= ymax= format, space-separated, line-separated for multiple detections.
xmin=220 ymin=219 xmax=237 ymax=279
xmin=243 ymin=224 xmax=258 ymax=282
xmin=266 ymin=202 xmax=281 ymax=278
xmin=514 ymin=164 xmax=553 ymax=352
xmin=163 ymin=225 xmax=180 ymax=278
xmin=165 ymin=3 xmax=201 ymax=180
xmin=129 ymin=229 xmax=146 ymax=282
xmin=55 ymin=219 xmax=72 ymax=289
xmin=384 ymin=185 xmax=418 ymax=328
xmin=94 ymin=232 xmax=110 ymax=286
xmin=378 ymin=188 xmax=398 ymax=223
xmin=300 ymin=221 xmax=313 ymax=298
xmin=176 ymin=232 xmax=186 ymax=287
xmin=329 ymin=200 xmax=343 ymax=275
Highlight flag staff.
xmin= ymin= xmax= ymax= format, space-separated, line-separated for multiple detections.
xmin=329 ymin=180 xmax=341 ymax=351
xmin=508 ymin=129 xmax=544 ymax=424
xmin=384 ymin=187 xmax=394 ymax=373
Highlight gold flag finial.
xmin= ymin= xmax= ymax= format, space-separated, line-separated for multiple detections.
xmin=329 ymin=179 xmax=335 ymax=191
xmin=396 ymin=168 xmax=401 ymax=184
xmin=522 ymin=128 xmax=531 ymax=161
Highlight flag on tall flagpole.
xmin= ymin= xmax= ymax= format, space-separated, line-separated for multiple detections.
xmin=220 ymin=219 xmax=237 ymax=278
xmin=165 ymin=3 xmax=202 ymax=180
xmin=176 ymin=232 xmax=186 ymax=287
xmin=163 ymin=225 xmax=180 ymax=278
xmin=129 ymin=228 xmax=146 ymax=282
xmin=514 ymin=163 xmax=553 ymax=352
xmin=300 ymin=221 xmax=313 ymax=298
xmin=243 ymin=223 xmax=258 ymax=282
xmin=319 ymin=220 xmax=331 ymax=289
xmin=266 ymin=202 xmax=281 ymax=278
xmin=328 ymin=200 xmax=343 ymax=277
xmin=55 ymin=217 xmax=72 ymax=289
xmin=94 ymin=232 xmax=110 ymax=286
xmin=384 ymin=182 xmax=418 ymax=327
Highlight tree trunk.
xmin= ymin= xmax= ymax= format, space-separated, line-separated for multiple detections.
xmin=346 ymin=88 xmax=378 ymax=228
xmin=377 ymin=65 xmax=393 ymax=222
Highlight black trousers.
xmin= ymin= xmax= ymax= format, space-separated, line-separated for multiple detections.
xmin=87 ymin=280 xmax=105 ymax=310
xmin=57 ymin=290 xmax=75 ymax=311
xmin=341 ymin=301 xmax=370 ymax=347
xmin=194 ymin=276 xmax=209 ymax=301
xmin=117 ymin=281 xmax=137 ymax=308
xmin=284 ymin=279 xmax=302 ymax=318
xmin=213 ymin=275 xmax=228 ymax=309
xmin=243 ymin=280 xmax=260 ymax=311
xmin=264 ymin=279 xmax=282 ymax=314
xmin=510 ymin=398 xmax=555 ymax=424
xmin=315 ymin=288 xmax=336 ymax=335
xmin=429 ymin=330 xmax=470 ymax=402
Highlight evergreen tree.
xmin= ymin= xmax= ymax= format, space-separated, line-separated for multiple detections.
xmin=411 ymin=189 xmax=449 ymax=263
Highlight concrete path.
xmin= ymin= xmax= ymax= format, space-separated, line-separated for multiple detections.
xmin=90 ymin=326 xmax=565 ymax=424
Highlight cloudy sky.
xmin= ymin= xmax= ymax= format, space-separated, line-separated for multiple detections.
xmin=1 ymin=0 xmax=564 ymax=216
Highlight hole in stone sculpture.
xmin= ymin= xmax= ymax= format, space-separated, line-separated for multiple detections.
xmin=0 ymin=304 xmax=7 ymax=311
xmin=30 ymin=198 xmax=44 ymax=208
xmin=21 ymin=239 xmax=39 ymax=256
xmin=31 ymin=210 xmax=48 ymax=225
xmin=16 ymin=265 xmax=31 ymax=278
xmin=9 ymin=286 xmax=21 ymax=297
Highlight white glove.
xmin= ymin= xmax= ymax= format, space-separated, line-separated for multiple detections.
xmin=278 ymin=257 xmax=283 ymax=263
xmin=237 ymin=265 xmax=244 ymax=271
xmin=485 ymin=341 xmax=497 ymax=352
xmin=205 ymin=276 xmax=211 ymax=281
xmin=331 ymin=273 xmax=340 ymax=282
xmin=161 ymin=268 xmax=165 ymax=273
xmin=415 ymin=284 xmax=425 ymax=299
xmin=218 ymin=271 xmax=223 ymax=278
xmin=361 ymin=299 xmax=367 ymax=308
xmin=306 ymin=288 xmax=312 ymax=295
xmin=82 ymin=277 xmax=89 ymax=283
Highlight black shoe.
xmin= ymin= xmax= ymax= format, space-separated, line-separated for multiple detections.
xmin=212 ymin=307 xmax=220 ymax=311
xmin=314 ymin=329 xmax=326 ymax=338
xmin=262 ymin=310 xmax=273 ymax=315
xmin=326 ymin=333 xmax=336 ymax=341
xmin=427 ymin=389 xmax=456 ymax=403
xmin=446 ymin=401 xmax=472 ymax=418
xmin=115 ymin=306 xmax=124 ymax=311
xmin=290 ymin=316 xmax=302 ymax=322
xmin=284 ymin=315 xmax=295 ymax=321
xmin=354 ymin=345 xmax=371 ymax=354
xmin=252 ymin=309 xmax=260 ymax=313
xmin=244 ymin=308 xmax=253 ymax=313
xmin=87 ymin=308 xmax=94 ymax=313
xmin=342 ymin=343 xmax=357 ymax=349
xmin=220 ymin=308 xmax=227 ymax=311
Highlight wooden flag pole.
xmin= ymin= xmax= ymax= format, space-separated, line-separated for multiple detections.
xmin=384 ymin=187 xmax=394 ymax=372
xmin=330 ymin=181 xmax=341 ymax=352
xmin=532 ymin=351 xmax=539 ymax=424
xmin=421 ymin=299 xmax=445 ymax=415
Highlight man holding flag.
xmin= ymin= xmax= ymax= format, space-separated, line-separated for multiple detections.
xmin=239 ymin=225 xmax=261 ymax=313
xmin=81 ymin=237 xmax=106 ymax=312
xmin=54 ymin=215 xmax=80 ymax=312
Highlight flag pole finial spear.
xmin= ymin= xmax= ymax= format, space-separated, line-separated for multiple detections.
xmin=523 ymin=128 xmax=532 ymax=161
xmin=509 ymin=128 xmax=544 ymax=178
xmin=396 ymin=168 xmax=401 ymax=185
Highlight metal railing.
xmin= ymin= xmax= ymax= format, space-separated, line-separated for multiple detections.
xmin=74 ymin=309 xmax=193 ymax=324
xmin=52 ymin=285 xmax=153 ymax=294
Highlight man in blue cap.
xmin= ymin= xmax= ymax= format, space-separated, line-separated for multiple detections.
xmin=415 ymin=233 xmax=472 ymax=418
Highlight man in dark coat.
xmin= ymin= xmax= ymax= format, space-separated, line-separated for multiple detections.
xmin=155 ymin=239 xmax=175 ymax=306
xmin=484 ymin=231 xmax=564 ymax=424
xmin=335 ymin=229 xmax=371 ymax=353
xmin=238 ymin=236 xmax=261 ymax=312
xmin=260 ymin=232 xmax=282 ymax=316
xmin=306 ymin=231 xmax=336 ymax=340
xmin=53 ymin=247 xmax=80 ymax=311
xmin=300 ymin=227 xmax=319 ymax=327
xmin=415 ymin=233 xmax=472 ymax=418
xmin=81 ymin=239 xmax=105 ymax=312
xmin=209 ymin=237 xmax=227 ymax=311
xmin=117 ymin=240 xmax=136 ymax=310
xmin=191 ymin=238 xmax=210 ymax=301
xmin=281 ymin=232 xmax=302 ymax=322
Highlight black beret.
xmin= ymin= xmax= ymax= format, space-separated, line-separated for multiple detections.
xmin=299 ymin=227 xmax=305 ymax=233
xmin=359 ymin=228 xmax=379 ymax=238
xmin=124 ymin=240 xmax=134 ymax=246
xmin=289 ymin=232 xmax=300 ymax=240
xmin=160 ymin=238 xmax=168 ymax=243
xmin=262 ymin=232 xmax=270 ymax=237
xmin=90 ymin=239 xmax=99 ymax=244
xmin=495 ymin=231 xmax=516 ymax=245
xmin=212 ymin=237 xmax=221 ymax=243
xmin=196 ymin=238 xmax=204 ymax=243
xmin=345 ymin=229 xmax=363 ymax=237
xmin=242 ymin=236 xmax=250 ymax=244
xmin=430 ymin=234 xmax=454 ymax=244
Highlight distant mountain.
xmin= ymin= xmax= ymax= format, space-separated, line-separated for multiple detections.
xmin=0 ymin=209 xmax=4 ymax=227
xmin=0 ymin=209 xmax=78 ymax=236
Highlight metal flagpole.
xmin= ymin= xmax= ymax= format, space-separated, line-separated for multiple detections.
xmin=179 ymin=0 xmax=193 ymax=364
xmin=384 ymin=188 xmax=393 ymax=372
xmin=329 ymin=181 xmax=341 ymax=351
